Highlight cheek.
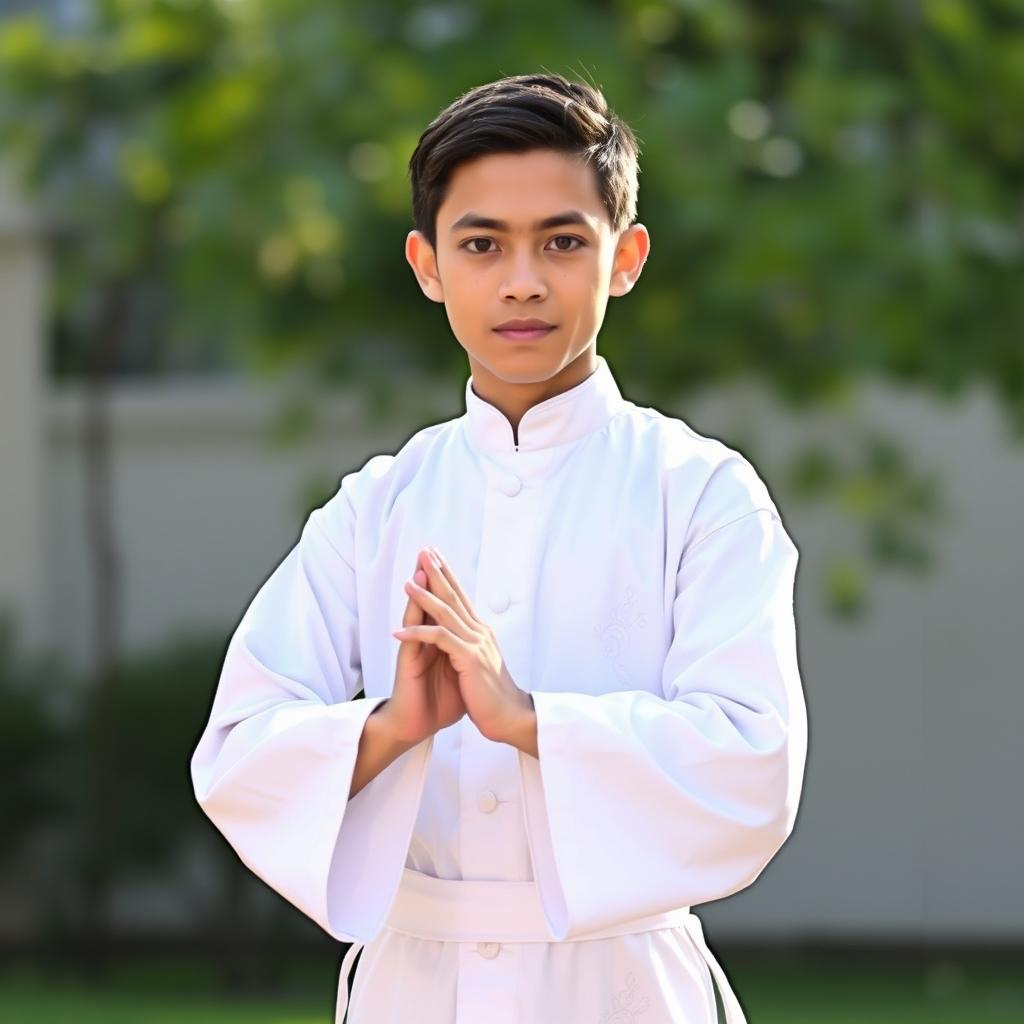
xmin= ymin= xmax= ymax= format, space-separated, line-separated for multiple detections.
xmin=553 ymin=266 xmax=597 ymax=299
xmin=445 ymin=282 xmax=483 ymax=315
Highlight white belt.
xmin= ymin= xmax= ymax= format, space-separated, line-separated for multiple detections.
xmin=336 ymin=868 xmax=747 ymax=1023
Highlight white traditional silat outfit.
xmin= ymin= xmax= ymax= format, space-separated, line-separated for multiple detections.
xmin=190 ymin=354 xmax=807 ymax=1024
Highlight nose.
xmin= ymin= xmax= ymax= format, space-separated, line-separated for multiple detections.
xmin=500 ymin=251 xmax=548 ymax=302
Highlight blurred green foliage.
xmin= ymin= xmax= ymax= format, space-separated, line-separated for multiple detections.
xmin=0 ymin=612 xmax=325 ymax=977
xmin=0 ymin=0 xmax=1021 ymax=973
xmin=1 ymin=0 xmax=1020 ymax=614
xmin=0 ymin=611 xmax=71 ymax=862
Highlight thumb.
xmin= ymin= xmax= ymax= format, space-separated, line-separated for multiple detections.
xmin=398 ymin=566 xmax=429 ymax=657
xmin=404 ymin=567 xmax=428 ymax=626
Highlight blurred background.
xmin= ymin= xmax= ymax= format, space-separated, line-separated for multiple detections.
xmin=1 ymin=1 xmax=1022 ymax=1022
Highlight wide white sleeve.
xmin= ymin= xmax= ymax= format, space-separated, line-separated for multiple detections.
xmin=189 ymin=482 xmax=433 ymax=943
xmin=518 ymin=505 xmax=807 ymax=939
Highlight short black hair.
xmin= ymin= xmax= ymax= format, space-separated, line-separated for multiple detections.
xmin=408 ymin=72 xmax=641 ymax=252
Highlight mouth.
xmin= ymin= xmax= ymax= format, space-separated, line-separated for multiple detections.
xmin=493 ymin=326 xmax=557 ymax=341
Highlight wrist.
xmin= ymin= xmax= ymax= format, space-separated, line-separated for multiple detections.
xmin=368 ymin=699 xmax=424 ymax=752
xmin=495 ymin=689 xmax=536 ymax=747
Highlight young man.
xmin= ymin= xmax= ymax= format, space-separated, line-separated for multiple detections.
xmin=190 ymin=73 xmax=807 ymax=1024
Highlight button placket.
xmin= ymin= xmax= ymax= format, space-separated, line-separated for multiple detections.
xmin=456 ymin=459 xmax=535 ymax=882
xmin=457 ymin=940 xmax=519 ymax=1024
xmin=487 ymin=471 xmax=521 ymax=614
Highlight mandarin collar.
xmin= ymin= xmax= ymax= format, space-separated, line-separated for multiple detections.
xmin=462 ymin=354 xmax=627 ymax=456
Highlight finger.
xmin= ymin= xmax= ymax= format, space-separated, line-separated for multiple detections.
xmin=431 ymin=547 xmax=483 ymax=623
xmin=423 ymin=547 xmax=482 ymax=627
xmin=417 ymin=548 xmax=473 ymax=629
xmin=391 ymin=624 xmax=467 ymax=660
xmin=405 ymin=576 xmax=475 ymax=641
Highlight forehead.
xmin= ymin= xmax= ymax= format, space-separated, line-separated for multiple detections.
xmin=439 ymin=149 xmax=608 ymax=232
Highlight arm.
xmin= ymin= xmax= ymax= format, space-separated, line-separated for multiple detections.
xmin=349 ymin=699 xmax=419 ymax=799
xmin=189 ymin=476 xmax=433 ymax=944
xmin=517 ymin=504 xmax=807 ymax=940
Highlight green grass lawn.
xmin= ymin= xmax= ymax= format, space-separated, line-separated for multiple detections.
xmin=727 ymin=955 xmax=1024 ymax=1023
xmin=1 ymin=953 xmax=1022 ymax=1023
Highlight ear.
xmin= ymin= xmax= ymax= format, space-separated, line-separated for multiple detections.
xmin=608 ymin=224 xmax=651 ymax=298
xmin=406 ymin=230 xmax=445 ymax=303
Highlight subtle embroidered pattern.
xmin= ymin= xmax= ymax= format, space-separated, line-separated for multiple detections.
xmin=593 ymin=584 xmax=649 ymax=683
xmin=598 ymin=970 xmax=651 ymax=1022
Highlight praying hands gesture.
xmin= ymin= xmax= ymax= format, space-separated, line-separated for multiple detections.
xmin=384 ymin=546 xmax=537 ymax=755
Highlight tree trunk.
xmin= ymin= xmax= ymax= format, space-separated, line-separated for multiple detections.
xmin=77 ymin=276 xmax=130 ymax=980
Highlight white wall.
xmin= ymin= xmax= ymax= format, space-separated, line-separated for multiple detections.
xmin=681 ymin=379 xmax=1024 ymax=942
xmin=32 ymin=374 xmax=1024 ymax=942
xmin=43 ymin=378 xmax=451 ymax=674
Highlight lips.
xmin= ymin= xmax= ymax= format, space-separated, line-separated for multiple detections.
xmin=494 ymin=326 xmax=556 ymax=341
xmin=494 ymin=318 xmax=555 ymax=330
xmin=493 ymin=318 xmax=556 ymax=342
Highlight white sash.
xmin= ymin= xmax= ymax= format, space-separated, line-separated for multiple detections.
xmin=337 ymin=867 xmax=747 ymax=1023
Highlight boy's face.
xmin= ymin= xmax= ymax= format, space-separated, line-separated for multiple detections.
xmin=406 ymin=148 xmax=649 ymax=400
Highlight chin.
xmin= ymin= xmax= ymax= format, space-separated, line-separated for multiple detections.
xmin=481 ymin=354 xmax=559 ymax=383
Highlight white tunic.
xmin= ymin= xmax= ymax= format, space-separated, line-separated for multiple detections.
xmin=190 ymin=355 xmax=807 ymax=1023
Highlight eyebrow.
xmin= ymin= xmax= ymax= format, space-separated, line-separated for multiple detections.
xmin=449 ymin=210 xmax=594 ymax=233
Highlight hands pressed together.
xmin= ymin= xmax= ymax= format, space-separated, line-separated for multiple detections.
xmin=381 ymin=546 xmax=537 ymax=756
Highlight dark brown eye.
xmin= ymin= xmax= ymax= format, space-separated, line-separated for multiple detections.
xmin=461 ymin=238 xmax=496 ymax=254
xmin=550 ymin=235 xmax=584 ymax=252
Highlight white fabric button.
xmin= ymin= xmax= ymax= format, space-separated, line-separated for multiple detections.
xmin=477 ymin=942 xmax=501 ymax=959
xmin=499 ymin=474 xmax=522 ymax=496
xmin=489 ymin=591 xmax=511 ymax=613
xmin=478 ymin=790 xmax=498 ymax=813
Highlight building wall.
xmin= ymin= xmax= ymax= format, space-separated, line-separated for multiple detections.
xmin=27 ymin=374 xmax=1024 ymax=942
